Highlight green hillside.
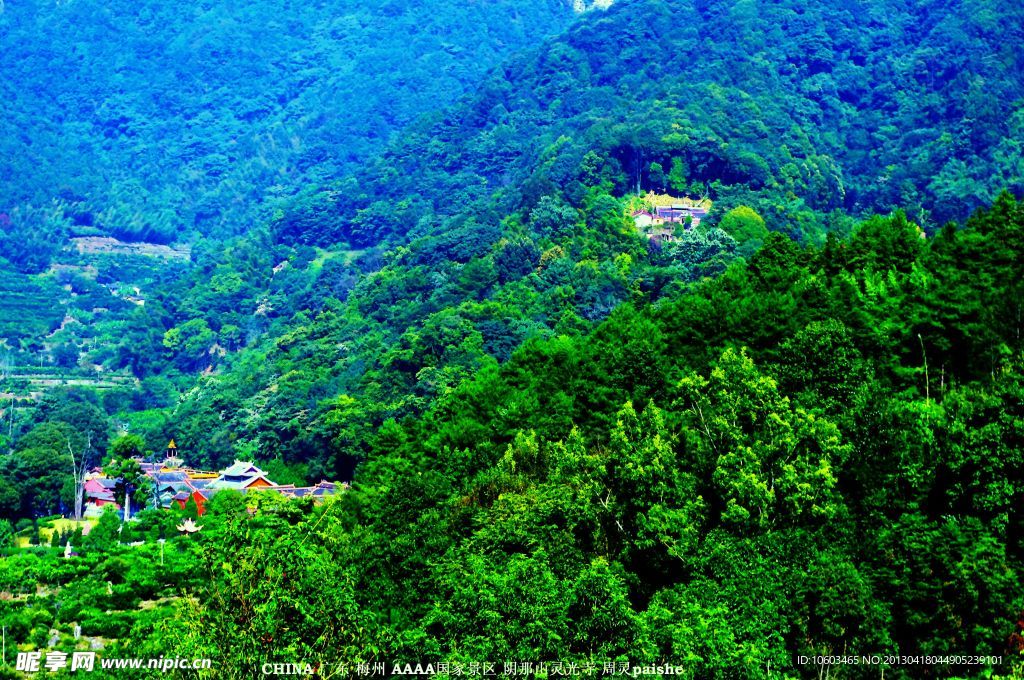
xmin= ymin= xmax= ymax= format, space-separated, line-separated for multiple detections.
xmin=0 ymin=0 xmax=582 ymax=256
xmin=281 ymin=0 xmax=1024 ymax=253
xmin=145 ymin=0 xmax=1024 ymax=473
xmin=0 ymin=0 xmax=1022 ymax=676
xmin=0 ymin=269 xmax=63 ymax=342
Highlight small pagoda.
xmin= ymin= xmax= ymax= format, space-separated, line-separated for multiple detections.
xmin=164 ymin=438 xmax=184 ymax=469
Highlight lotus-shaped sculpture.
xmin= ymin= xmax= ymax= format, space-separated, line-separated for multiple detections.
xmin=176 ymin=518 xmax=203 ymax=533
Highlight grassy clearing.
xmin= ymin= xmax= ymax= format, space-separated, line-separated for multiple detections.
xmin=16 ymin=518 xmax=99 ymax=547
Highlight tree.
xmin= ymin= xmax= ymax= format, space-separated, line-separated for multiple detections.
xmin=718 ymin=205 xmax=768 ymax=257
xmin=775 ymin=319 xmax=871 ymax=417
xmin=567 ymin=557 xmax=647 ymax=657
xmin=606 ymin=401 xmax=704 ymax=570
xmin=85 ymin=506 xmax=123 ymax=548
xmin=68 ymin=433 xmax=93 ymax=521
xmin=173 ymin=504 xmax=379 ymax=676
xmin=530 ymin=196 xmax=579 ymax=239
xmin=648 ymin=161 xmax=666 ymax=191
xmin=675 ymin=348 xmax=848 ymax=531
xmin=109 ymin=433 xmax=146 ymax=459
xmin=0 ymin=478 xmax=19 ymax=519
xmin=51 ymin=342 xmax=80 ymax=369
xmin=163 ymin=319 xmax=217 ymax=371
xmin=4 ymin=422 xmax=82 ymax=517
xmin=662 ymin=227 xmax=738 ymax=282
xmin=0 ymin=520 xmax=14 ymax=548
xmin=103 ymin=457 xmax=151 ymax=521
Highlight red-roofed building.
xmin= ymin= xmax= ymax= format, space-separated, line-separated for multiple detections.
xmin=172 ymin=487 xmax=213 ymax=516
xmin=84 ymin=477 xmax=119 ymax=508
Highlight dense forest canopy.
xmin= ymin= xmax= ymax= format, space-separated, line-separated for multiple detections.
xmin=113 ymin=0 xmax=1023 ymax=475
xmin=1 ymin=0 xmax=1023 ymax=676
xmin=0 ymin=0 xmax=580 ymax=253
xmin=2 ymin=198 xmax=1022 ymax=678
xmin=303 ymin=0 xmax=1024 ymax=250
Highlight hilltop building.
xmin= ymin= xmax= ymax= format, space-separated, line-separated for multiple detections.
xmin=653 ymin=205 xmax=708 ymax=225
xmin=210 ymin=461 xmax=276 ymax=490
xmin=632 ymin=193 xmax=712 ymax=244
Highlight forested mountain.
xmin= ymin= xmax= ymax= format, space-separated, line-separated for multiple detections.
xmin=300 ymin=0 xmax=1024 ymax=249
xmin=118 ymin=0 xmax=1024 ymax=475
xmin=169 ymin=196 xmax=1024 ymax=677
xmin=5 ymin=198 xmax=1023 ymax=678
xmin=0 ymin=0 xmax=582 ymax=258
xmin=1 ymin=0 xmax=1023 ymax=676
